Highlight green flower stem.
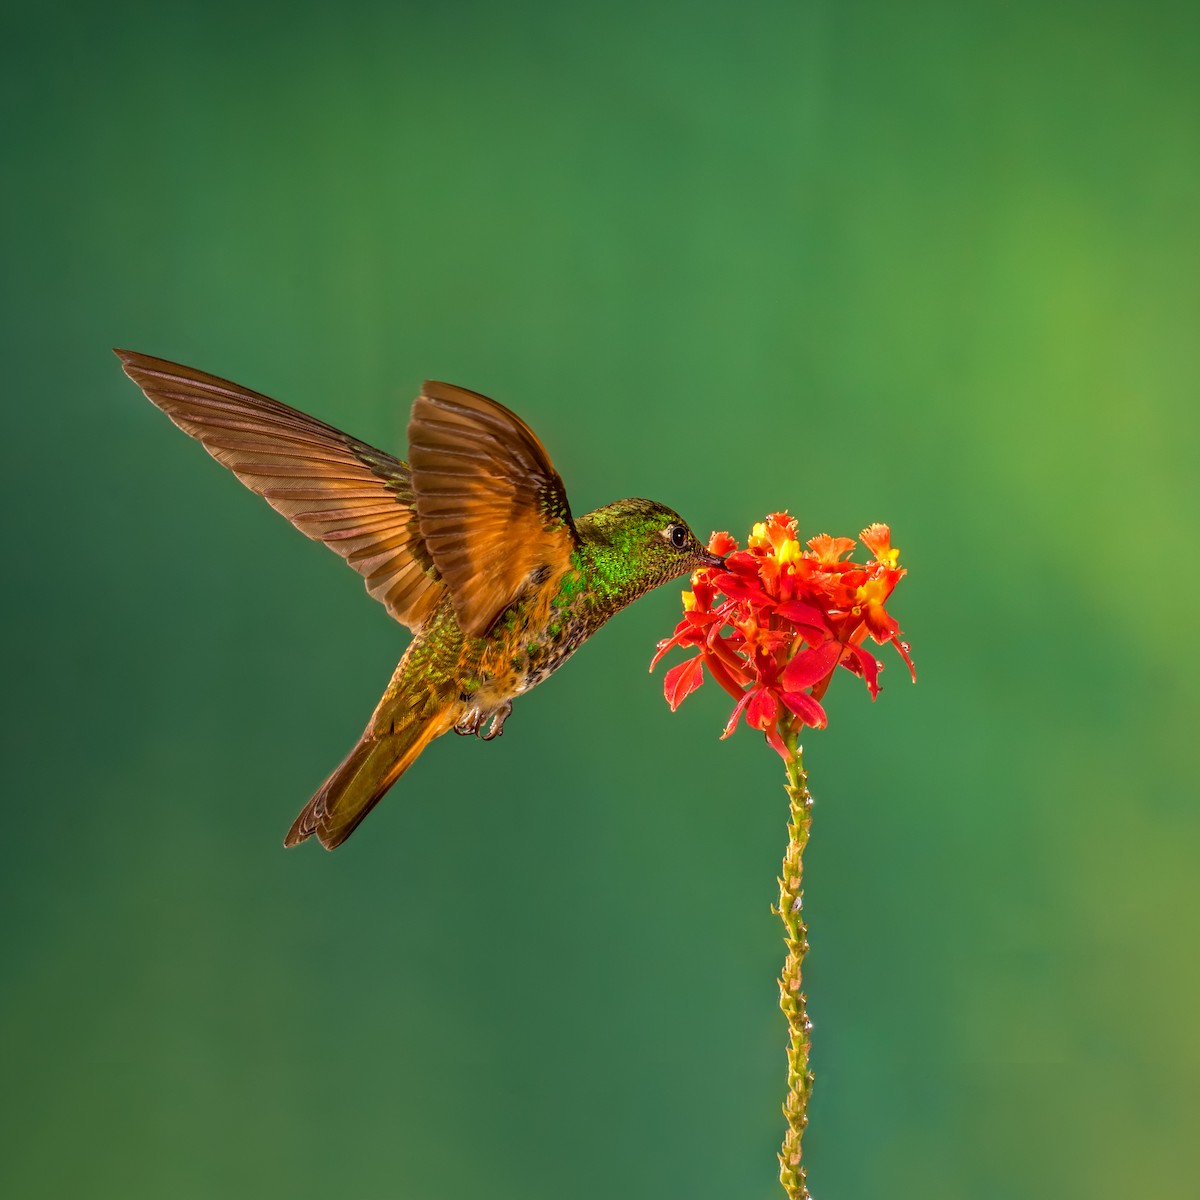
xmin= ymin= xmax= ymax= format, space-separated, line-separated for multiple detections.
xmin=777 ymin=728 xmax=813 ymax=1200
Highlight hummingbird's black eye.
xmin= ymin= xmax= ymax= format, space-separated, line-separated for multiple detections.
xmin=668 ymin=524 xmax=689 ymax=549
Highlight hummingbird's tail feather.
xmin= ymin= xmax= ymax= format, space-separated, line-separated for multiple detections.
xmin=284 ymin=703 xmax=456 ymax=850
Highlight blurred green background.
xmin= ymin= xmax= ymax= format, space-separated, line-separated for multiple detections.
xmin=3 ymin=2 xmax=1197 ymax=1197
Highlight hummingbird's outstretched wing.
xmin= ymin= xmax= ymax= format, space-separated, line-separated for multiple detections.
xmin=409 ymin=381 xmax=579 ymax=638
xmin=116 ymin=350 xmax=445 ymax=632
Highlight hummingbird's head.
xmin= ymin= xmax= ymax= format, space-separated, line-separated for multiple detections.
xmin=576 ymin=498 xmax=725 ymax=601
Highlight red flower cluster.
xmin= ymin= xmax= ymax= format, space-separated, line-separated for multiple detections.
xmin=651 ymin=513 xmax=915 ymax=758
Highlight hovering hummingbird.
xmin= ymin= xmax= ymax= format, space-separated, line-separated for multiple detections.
xmin=117 ymin=351 xmax=723 ymax=850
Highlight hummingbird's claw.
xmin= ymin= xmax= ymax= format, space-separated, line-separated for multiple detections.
xmin=455 ymin=700 xmax=513 ymax=740
xmin=480 ymin=701 xmax=513 ymax=741
xmin=454 ymin=708 xmax=483 ymax=736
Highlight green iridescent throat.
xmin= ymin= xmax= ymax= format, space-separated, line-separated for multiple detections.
xmin=566 ymin=500 xmax=686 ymax=615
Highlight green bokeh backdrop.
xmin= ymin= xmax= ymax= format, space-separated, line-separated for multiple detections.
xmin=3 ymin=3 xmax=1197 ymax=1197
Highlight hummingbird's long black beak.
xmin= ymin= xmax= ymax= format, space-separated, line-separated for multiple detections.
xmin=699 ymin=549 xmax=727 ymax=569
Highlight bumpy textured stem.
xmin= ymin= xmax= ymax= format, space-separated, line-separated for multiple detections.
xmin=778 ymin=733 xmax=813 ymax=1199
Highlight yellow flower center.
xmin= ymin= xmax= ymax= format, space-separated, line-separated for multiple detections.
xmin=856 ymin=578 xmax=888 ymax=607
xmin=778 ymin=538 xmax=803 ymax=566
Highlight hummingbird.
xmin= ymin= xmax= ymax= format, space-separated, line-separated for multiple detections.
xmin=117 ymin=350 xmax=723 ymax=850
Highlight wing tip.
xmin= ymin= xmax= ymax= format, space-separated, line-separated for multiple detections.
xmin=421 ymin=379 xmax=467 ymax=398
xmin=113 ymin=347 xmax=165 ymax=385
xmin=420 ymin=380 xmax=507 ymax=411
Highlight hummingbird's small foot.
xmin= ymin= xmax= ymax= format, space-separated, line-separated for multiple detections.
xmin=454 ymin=700 xmax=512 ymax=740
xmin=479 ymin=701 xmax=512 ymax=741
xmin=454 ymin=710 xmax=482 ymax=736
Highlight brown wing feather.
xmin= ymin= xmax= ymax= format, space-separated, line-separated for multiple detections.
xmin=116 ymin=350 xmax=444 ymax=632
xmin=408 ymin=381 xmax=578 ymax=638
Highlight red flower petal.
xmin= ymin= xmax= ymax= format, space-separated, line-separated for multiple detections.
xmin=781 ymin=640 xmax=843 ymax=692
xmin=704 ymin=649 xmax=753 ymax=699
xmin=746 ymin=686 xmax=779 ymax=730
xmin=863 ymin=604 xmax=900 ymax=644
xmin=891 ymin=634 xmax=917 ymax=682
xmin=859 ymin=523 xmax=894 ymax=561
xmin=780 ymin=689 xmax=828 ymax=729
xmin=712 ymin=572 xmax=775 ymax=607
xmin=663 ymin=655 xmax=706 ymax=711
xmin=649 ymin=624 xmax=696 ymax=670
xmin=806 ymin=533 xmax=856 ymax=564
xmin=708 ymin=530 xmax=738 ymax=557
xmin=648 ymin=641 xmax=674 ymax=672
xmin=720 ymin=690 xmax=754 ymax=740
xmin=844 ymin=643 xmax=882 ymax=699
xmin=763 ymin=721 xmax=791 ymax=759
xmin=775 ymin=599 xmax=829 ymax=631
xmin=721 ymin=551 xmax=761 ymax=576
